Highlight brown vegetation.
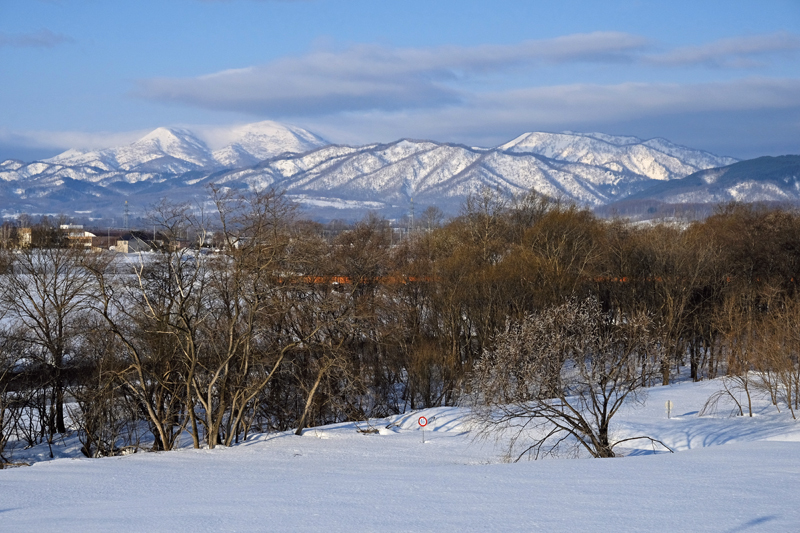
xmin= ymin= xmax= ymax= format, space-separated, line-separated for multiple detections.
xmin=1 ymin=191 xmax=799 ymax=464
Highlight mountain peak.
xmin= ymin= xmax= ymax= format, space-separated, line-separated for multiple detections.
xmin=41 ymin=121 xmax=330 ymax=173
xmin=574 ymin=131 xmax=644 ymax=146
xmin=106 ymin=127 xmax=213 ymax=170
xmin=139 ymin=126 xmax=194 ymax=143
xmin=210 ymin=121 xmax=328 ymax=167
xmin=133 ymin=127 xmax=208 ymax=153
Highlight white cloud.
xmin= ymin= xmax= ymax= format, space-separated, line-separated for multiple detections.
xmin=135 ymin=33 xmax=649 ymax=116
xmin=8 ymin=77 xmax=798 ymax=160
xmin=135 ymin=31 xmax=800 ymax=121
xmin=0 ymin=29 xmax=74 ymax=48
xmin=3 ymin=75 xmax=798 ymax=161
xmin=0 ymin=128 xmax=147 ymax=153
xmin=6 ymin=29 xmax=800 ymax=161
xmin=647 ymin=32 xmax=800 ymax=68
xmin=296 ymin=78 xmax=800 ymax=148
xmin=474 ymin=77 xmax=800 ymax=122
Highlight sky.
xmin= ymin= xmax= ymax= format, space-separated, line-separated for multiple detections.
xmin=1 ymin=0 xmax=799 ymax=161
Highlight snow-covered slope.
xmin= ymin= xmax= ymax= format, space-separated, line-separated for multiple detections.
xmin=501 ymin=131 xmax=737 ymax=181
xmin=1 ymin=379 xmax=798 ymax=532
xmin=0 ymin=129 xmax=742 ymax=219
xmin=45 ymin=128 xmax=217 ymax=173
xmin=211 ymin=121 xmax=328 ymax=168
xmin=622 ymin=155 xmax=800 ymax=205
xmin=41 ymin=121 xmax=328 ymax=173
xmin=214 ymin=138 xmax=668 ymax=213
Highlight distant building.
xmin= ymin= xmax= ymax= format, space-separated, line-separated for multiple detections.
xmin=60 ymin=224 xmax=96 ymax=249
xmin=18 ymin=227 xmax=32 ymax=247
xmin=113 ymin=236 xmax=152 ymax=254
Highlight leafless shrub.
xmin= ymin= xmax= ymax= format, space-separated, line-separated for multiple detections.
xmin=471 ymin=297 xmax=670 ymax=460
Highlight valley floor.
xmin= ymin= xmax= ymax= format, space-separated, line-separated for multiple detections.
xmin=1 ymin=379 xmax=799 ymax=532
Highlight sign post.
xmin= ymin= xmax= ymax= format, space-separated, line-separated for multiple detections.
xmin=665 ymin=400 xmax=673 ymax=419
xmin=418 ymin=416 xmax=428 ymax=443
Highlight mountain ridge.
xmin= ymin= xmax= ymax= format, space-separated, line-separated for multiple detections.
xmin=619 ymin=155 xmax=800 ymax=205
xmin=41 ymin=121 xmax=329 ymax=173
xmin=0 ymin=123 xmax=749 ymax=220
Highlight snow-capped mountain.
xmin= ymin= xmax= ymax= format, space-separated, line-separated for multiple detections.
xmin=45 ymin=128 xmax=217 ymax=173
xmin=40 ymin=121 xmax=329 ymax=174
xmin=212 ymin=139 xmax=659 ymax=213
xmin=620 ymin=155 xmax=800 ymax=205
xmin=0 ymin=126 xmax=747 ymax=220
xmin=500 ymin=131 xmax=736 ymax=181
xmin=210 ymin=121 xmax=329 ymax=168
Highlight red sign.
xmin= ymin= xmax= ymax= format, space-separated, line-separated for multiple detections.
xmin=418 ymin=416 xmax=428 ymax=427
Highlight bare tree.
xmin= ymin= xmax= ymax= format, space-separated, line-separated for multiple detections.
xmin=759 ymin=295 xmax=800 ymax=418
xmin=87 ymin=204 xmax=206 ymax=451
xmin=0 ymin=323 xmax=26 ymax=466
xmin=0 ymin=245 xmax=98 ymax=436
xmin=471 ymin=297 xmax=668 ymax=460
xmin=192 ymin=187 xmax=300 ymax=448
xmin=0 ymin=221 xmax=16 ymax=250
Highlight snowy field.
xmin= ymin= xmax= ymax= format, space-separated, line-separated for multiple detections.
xmin=1 ymin=379 xmax=799 ymax=532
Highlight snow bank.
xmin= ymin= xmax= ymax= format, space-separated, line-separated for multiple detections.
xmin=1 ymin=379 xmax=798 ymax=532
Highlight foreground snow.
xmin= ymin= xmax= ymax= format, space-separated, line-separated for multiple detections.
xmin=1 ymin=379 xmax=799 ymax=532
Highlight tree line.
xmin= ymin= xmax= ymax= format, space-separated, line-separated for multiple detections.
xmin=0 ymin=187 xmax=798 ymax=463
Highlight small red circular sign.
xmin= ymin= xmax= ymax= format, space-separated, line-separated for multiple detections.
xmin=418 ymin=416 xmax=428 ymax=427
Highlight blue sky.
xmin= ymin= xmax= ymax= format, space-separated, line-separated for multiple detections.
xmin=1 ymin=0 xmax=798 ymax=161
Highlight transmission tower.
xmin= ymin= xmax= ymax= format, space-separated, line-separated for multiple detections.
xmin=124 ymin=200 xmax=130 ymax=231
xmin=408 ymin=197 xmax=415 ymax=235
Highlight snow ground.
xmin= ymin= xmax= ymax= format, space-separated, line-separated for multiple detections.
xmin=1 ymin=379 xmax=799 ymax=532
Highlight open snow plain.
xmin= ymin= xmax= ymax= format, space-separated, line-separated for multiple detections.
xmin=1 ymin=379 xmax=799 ymax=532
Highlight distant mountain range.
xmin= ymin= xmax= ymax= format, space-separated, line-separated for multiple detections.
xmin=620 ymin=155 xmax=800 ymax=204
xmin=2 ymin=120 xmax=791 ymax=222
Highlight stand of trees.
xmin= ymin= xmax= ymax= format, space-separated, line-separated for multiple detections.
xmin=1 ymin=189 xmax=799 ymax=464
